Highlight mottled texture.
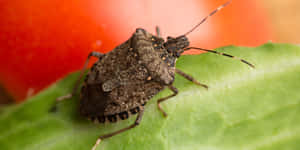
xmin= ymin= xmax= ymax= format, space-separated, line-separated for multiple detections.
xmin=79 ymin=28 xmax=188 ymax=123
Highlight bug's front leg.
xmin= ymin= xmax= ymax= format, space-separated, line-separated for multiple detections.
xmin=51 ymin=51 xmax=104 ymax=111
xmin=175 ymin=69 xmax=208 ymax=89
xmin=157 ymin=69 xmax=208 ymax=117
xmin=91 ymin=107 xmax=145 ymax=150
xmin=157 ymin=85 xmax=178 ymax=117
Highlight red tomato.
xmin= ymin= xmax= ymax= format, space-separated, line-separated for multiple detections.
xmin=0 ymin=0 xmax=273 ymax=102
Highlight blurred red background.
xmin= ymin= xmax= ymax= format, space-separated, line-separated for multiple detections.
xmin=0 ymin=0 xmax=291 ymax=103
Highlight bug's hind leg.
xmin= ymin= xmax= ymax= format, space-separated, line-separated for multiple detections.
xmin=91 ymin=107 xmax=145 ymax=150
xmin=51 ymin=51 xmax=104 ymax=111
xmin=157 ymin=85 xmax=178 ymax=117
xmin=175 ymin=69 xmax=208 ymax=89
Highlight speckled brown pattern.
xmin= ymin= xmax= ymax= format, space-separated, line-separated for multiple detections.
xmin=79 ymin=28 xmax=182 ymax=123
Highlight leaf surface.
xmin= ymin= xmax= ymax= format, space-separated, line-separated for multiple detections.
xmin=1 ymin=43 xmax=300 ymax=150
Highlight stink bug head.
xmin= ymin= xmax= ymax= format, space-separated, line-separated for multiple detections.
xmin=164 ymin=35 xmax=190 ymax=58
xmin=160 ymin=0 xmax=254 ymax=68
xmin=162 ymin=0 xmax=232 ymax=58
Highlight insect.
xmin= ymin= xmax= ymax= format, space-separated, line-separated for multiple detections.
xmin=54 ymin=1 xmax=254 ymax=150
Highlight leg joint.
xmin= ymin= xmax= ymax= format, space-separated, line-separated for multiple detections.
xmin=134 ymin=121 xmax=140 ymax=126
xmin=169 ymin=85 xmax=178 ymax=95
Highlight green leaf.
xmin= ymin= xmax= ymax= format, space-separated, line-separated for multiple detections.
xmin=1 ymin=43 xmax=300 ymax=150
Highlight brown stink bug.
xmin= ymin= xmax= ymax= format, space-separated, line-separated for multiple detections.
xmin=54 ymin=1 xmax=254 ymax=150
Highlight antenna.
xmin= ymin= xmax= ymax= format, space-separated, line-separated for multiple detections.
xmin=183 ymin=0 xmax=232 ymax=36
xmin=184 ymin=47 xmax=255 ymax=68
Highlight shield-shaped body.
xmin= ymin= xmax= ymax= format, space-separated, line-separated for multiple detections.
xmin=79 ymin=28 xmax=177 ymax=123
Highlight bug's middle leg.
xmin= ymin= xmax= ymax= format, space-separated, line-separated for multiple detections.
xmin=91 ymin=107 xmax=145 ymax=150
xmin=175 ymin=69 xmax=208 ymax=89
xmin=157 ymin=85 xmax=178 ymax=117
